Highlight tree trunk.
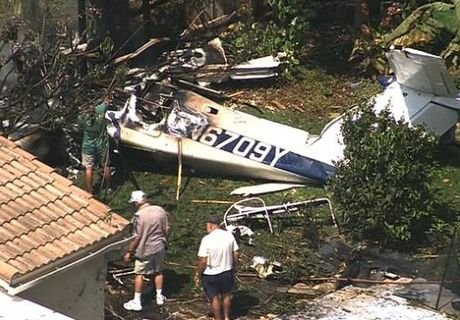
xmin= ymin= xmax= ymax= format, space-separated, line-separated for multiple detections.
xmin=78 ymin=0 xmax=87 ymax=75
xmin=88 ymin=0 xmax=131 ymax=53
xmin=184 ymin=0 xmax=236 ymax=23
xmin=104 ymin=0 xmax=131 ymax=52
xmin=141 ymin=0 xmax=153 ymax=38
xmin=21 ymin=0 xmax=41 ymax=33
xmin=78 ymin=0 xmax=87 ymax=42
xmin=353 ymin=0 xmax=369 ymax=31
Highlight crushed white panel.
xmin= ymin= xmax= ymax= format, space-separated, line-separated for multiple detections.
xmin=230 ymin=183 xmax=306 ymax=196
xmin=0 ymin=291 xmax=74 ymax=320
xmin=277 ymin=285 xmax=452 ymax=320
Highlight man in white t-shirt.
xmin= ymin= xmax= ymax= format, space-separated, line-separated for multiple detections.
xmin=195 ymin=215 xmax=240 ymax=320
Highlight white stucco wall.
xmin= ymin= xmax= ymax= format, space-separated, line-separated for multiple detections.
xmin=19 ymin=255 xmax=108 ymax=320
xmin=0 ymin=290 xmax=73 ymax=320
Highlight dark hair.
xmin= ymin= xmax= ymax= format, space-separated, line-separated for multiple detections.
xmin=207 ymin=215 xmax=221 ymax=225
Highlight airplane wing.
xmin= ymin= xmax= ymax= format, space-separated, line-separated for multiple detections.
xmin=386 ymin=47 xmax=457 ymax=97
xmin=230 ymin=183 xmax=306 ymax=196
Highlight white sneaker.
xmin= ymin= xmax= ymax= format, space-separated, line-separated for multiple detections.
xmin=123 ymin=299 xmax=142 ymax=311
xmin=156 ymin=294 xmax=166 ymax=305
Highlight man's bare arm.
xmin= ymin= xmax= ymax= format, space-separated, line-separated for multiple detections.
xmin=233 ymin=250 xmax=240 ymax=271
xmin=195 ymin=256 xmax=207 ymax=285
xmin=123 ymin=235 xmax=140 ymax=262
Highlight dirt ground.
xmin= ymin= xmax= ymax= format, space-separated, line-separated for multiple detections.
xmin=103 ymin=231 xmax=353 ymax=320
xmin=105 ymin=267 xmax=284 ymax=320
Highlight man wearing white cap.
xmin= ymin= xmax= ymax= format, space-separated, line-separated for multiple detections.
xmin=123 ymin=190 xmax=171 ymax=311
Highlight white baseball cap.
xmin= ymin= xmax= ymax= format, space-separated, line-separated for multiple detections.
xmin=129 ymin=190 xmax=147 ymax=203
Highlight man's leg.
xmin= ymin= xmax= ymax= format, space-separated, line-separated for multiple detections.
xmin=154 ymin=272 xmax=165 ymax=304
xmin=222 ymin=293 xmax=232 ymax=320
xmin=154 ymin=272 xmax=163 ymax=291
xmin=152 ymin=249 xmax=166 ymax=304
xmin=221 ymin=270 xmax=234 ymax=320
xmin=125 ymin=259 xmax=149 ymax=311
xmin=84 ymin=166 xmax=94 ymax=194
xmin=82 ymin=153 xmax=95 ymax=194
xmin=210 ymin=295 xmax=223 ymax=320
xmin=124 ymin=274 xmax=144 ymax=311
xmin=134 ymin=274 xmax=144 ymax=294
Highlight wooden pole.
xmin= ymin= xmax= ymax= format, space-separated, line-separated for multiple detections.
xmin=192 ymin=200 xmax=234 ymax=204
xmin=176 ymin=138 xmax=183 ymax=201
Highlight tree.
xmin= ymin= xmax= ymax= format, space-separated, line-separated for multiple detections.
xmin=78 ymin=0 xmax=86 ymax=42
xmin=87 ymin=0 xmax=130 ymax=53
xmin=381 ymin=1 xmax=457 ymax=52
xmin=327 ymin=103 xmax=440 ymax=248
xmin=350 ymin=1 xmax=460 ymax=74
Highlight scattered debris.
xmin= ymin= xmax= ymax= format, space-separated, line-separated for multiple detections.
xmin=277 ymin=284 xmax=453 ymax=320
xmin=250 ymin=256 xmax=283 ymax=279
xmin=222 ymin=197 xmax=338 ymax=234
xmin=283 ymin=282 xmax=334 ymax=297
xmin=108 ymin=267 xmax=135 ymax=286
xmin=226 ymin=224 xmax=255 ymax=245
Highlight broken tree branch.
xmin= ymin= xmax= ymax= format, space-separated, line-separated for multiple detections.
xmin=113 ymin=37 xmax=170 ymax=65
xmin=104 ymin=306 xmax=126 ymax=320
xmin=180 ymin=12 xmax=239 ymax=41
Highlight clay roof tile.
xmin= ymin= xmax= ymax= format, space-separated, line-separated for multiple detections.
xmin=0 ymin=136 xmax=130 ymax=287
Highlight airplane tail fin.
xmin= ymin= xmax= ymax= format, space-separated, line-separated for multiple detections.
xmin=386 ymin=48 xmax=457 ymax=97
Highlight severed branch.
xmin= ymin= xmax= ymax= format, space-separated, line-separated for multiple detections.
xmin=113 ymin=37 xmax=170 ymax=65
xmin=180 ymin=11 xmax=239 ymax=41
xmin=104 ymin=306 xmax=126 ymax=320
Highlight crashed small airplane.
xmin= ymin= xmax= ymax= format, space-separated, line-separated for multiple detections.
xmin=106 ymin=47 xmax=460 ymax=185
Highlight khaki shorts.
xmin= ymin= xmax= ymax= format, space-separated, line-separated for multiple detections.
xmin=82 ymin=150 xmax=109 ymax=168
xmin=134 ymin=249 xmax=166 ymax=275
xmin=82 ymin=153 xmax=98 ymax=167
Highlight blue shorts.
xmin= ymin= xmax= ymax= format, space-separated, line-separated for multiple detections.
xmin=202 ymin=270 xmax=234 ymax=300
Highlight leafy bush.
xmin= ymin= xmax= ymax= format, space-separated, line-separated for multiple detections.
xmin=223 ymin=20 xmax=292 ymax=63
xmin=222 ymin=1 xmax=314 ymax=76
xmin=327 ymin=103 xmax=440 ymax=248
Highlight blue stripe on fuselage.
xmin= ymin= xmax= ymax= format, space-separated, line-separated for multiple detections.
xmin=196 ymin=126 xmax=336 ymax=183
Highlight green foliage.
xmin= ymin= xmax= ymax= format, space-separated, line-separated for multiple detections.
xmin=8 ymin=0 xmax=21 ymax=15
xmin=222 ymin=1 xmax=314 ymax=76
xmin=224 ymin=21 xmax=288 ymax=62
xmin=327 ymin=103 xmax=440 ymax=247
xmin=266 ymin=295 xmax=300 ymax=314
xmin=268 ymin=0 xmax=314 ymax=49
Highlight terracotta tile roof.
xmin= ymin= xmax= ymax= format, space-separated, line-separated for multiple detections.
xmin=0 ymin=136 xmax=130 ymax=287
